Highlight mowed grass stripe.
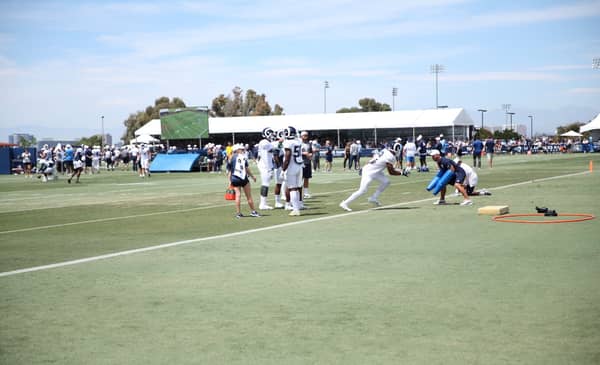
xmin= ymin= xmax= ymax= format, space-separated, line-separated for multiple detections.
xmin=0 ymin=169 xmax=589 ymax=277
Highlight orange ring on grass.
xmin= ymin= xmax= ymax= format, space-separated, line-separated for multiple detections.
xmin=493 ymin=213 xmax=595 ymax=224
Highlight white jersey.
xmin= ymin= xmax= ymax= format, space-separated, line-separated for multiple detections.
xmin=230 ymin=153 xmax=249 ymax=180
xmin=403 ymin=142 xmax=417 ymax=157
xmin=364 ymin=149 xmax=395 ymax=174
xmin=458 ymin=160 xmax=478 ymax=187
xmin=257 ymin=139 xmax=274 ymax=170
xmin=283 ymin=138 xmax=303 ymax=166
xmin=140 ymin=147 xmax=150 ymax=162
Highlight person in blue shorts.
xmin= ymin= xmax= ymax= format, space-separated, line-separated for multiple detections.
xmin=430 ymin=149 xmax=471 ymax=206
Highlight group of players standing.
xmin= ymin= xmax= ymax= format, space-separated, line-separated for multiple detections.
xmin=228 ymin=125 xmax=311 ymax=218
xmin=229 ymin=126 xmax=493 ymax=218
xmin=31 ymin=143 xmax=153 ymax=184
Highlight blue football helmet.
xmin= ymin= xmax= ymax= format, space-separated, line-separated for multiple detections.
xmin=285 ymin=126 xmax=297 ymax=139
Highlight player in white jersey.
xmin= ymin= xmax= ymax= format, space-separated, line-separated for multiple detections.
xmin=453 ymin=157 xmax=491 ymax=196
xmin=282 ymin=126 xmax=304 ymax=216
xmin=272 ymin=130 xmax=286 ymax=208
xmin=91 ymin=146 xmax=101 ymax=173
xmin=339 ymin=148 xmax=409 ymax=211
xmin=257 ymin=127 xmax=275 ymax=210
xmin=139 ymin=144 xmax=151 ymax=178
xmin=403 ymin=138 xmax=417 ymax=170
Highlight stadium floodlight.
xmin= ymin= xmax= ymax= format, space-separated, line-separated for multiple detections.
xmin=528 ymin=115 xmax=534 ymax=139
xmin=392 ymin=87 xmax=398 ymax=111
xmin=324 ymin=81 xmax=330 ymax=113
xmin=101 ymin=116 xmax=104 ymax=149
xmin=477 ymin=109 xmax=487 ymax=130
xmin=593 ymin=58 xmax=600 ymax=69
xmin=430 ymin=64 xmax=445 ymax=108
xmin=507 ymin=112 xmax=516 ymax=131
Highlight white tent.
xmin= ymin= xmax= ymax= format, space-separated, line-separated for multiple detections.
xmin=134 ymin=119 xmax=162 ymax=136
xmin=580 ymin=113 xmax=600 ymax=133
xmin=130 ymin=134 xmax=159 ymax=144
xmin=208 ymin=108 xmax=473 ymax=134
xmin=560 ymin=130 xmax=583 ymax=137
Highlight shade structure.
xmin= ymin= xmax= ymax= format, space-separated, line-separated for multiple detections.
xmin=560 ymin=130 xmax=583 ymax=137
xmin=130 ymin=134 xmax=159 ymax=144
xmin=134 ymin=119 xmax=161 ymax=136
xmin=580 ymin=113 xmax=600 ymax=133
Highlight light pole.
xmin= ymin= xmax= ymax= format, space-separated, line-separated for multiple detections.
xmin=430 ymin=64 xmax=445 ymax=108
xmin=528 ymin=115 xmax=533 ymax=139
xmin=323 ymin=81 xmax=330 ymax=113
xmin=477 ymin=109 xmax=487 ymax=130
xmin=392 ymin=87 xmax=398 ymax=111
xmin=507 ymin=112 xmax=515 ymax=131
xmin=101 ymin=115 xmax=104 ymax=148
xmin=502 ymin=104 xmax=511 ymax=128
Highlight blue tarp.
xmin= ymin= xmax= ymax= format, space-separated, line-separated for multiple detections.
xmin=149 ymin=153 xmax=201 ymax=172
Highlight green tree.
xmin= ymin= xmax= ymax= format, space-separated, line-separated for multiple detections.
xmin=122 ymin=97 xmax=186 ymax=142
xmin=556 ymin=121 xmax=585 ymax=136
xmin=474 ymin=128 xmax=493 ymax=140
xmin=78 ymin=135 xmax=103 ymax=147
xmin=493 ymin=129 xmax=521 ymax=140
xmin=337 ymin=98 xmax=391 ymax=113
xmin=18 ymin=135 xmax=36 ymax=148
xmin=272 ymin=104 xmax=284 ymax=115
xmin=211 ymin=87 xmax=283 ymax=117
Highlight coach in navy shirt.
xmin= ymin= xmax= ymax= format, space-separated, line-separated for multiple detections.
xmin=430 ymin=149 xmax=472 ymax=206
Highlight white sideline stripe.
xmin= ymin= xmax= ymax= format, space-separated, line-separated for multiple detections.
xmin=0 ymin=170 xmax=590 ymax=278
xmin=0 ymin=204 xmax=234 ymax=235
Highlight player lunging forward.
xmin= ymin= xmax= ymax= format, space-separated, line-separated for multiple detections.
xmin=339 ymin=147 xmax=409 ymax=212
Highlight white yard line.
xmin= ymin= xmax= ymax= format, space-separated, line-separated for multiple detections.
xmin=0 ymin=170 xmax=591 ymax=277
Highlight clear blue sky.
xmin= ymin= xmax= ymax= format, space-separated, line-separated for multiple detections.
xmin=1 ymin=0 xmax=599 ymax=140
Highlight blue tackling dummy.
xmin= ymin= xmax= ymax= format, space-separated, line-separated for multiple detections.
xmin=426 ymin=169 xmax=454 ymax=195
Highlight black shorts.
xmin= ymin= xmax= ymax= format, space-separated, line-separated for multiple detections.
xmin=231 ymin=175 xmax=249 ymax=187
xmin=302 ymin=164 xmax=312 ymax=178
xmin=451 ymin=169 xmax=466 ymax=185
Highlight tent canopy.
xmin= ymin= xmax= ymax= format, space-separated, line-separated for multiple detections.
xmin=208 ymin=108 xmax=474 ymax=134
xmin=130 ymin=134 xmax=159 ymax=144
xmin=134 ymin=119 xmax=161 ymax=136
xmin=560 ymin=130 xmax=583 ymax=137
xmin=580 ymin=113 xmax=600 ymax=133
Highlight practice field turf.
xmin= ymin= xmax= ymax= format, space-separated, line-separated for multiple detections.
xmin=1 ymin=153 xmax=599 ymax=364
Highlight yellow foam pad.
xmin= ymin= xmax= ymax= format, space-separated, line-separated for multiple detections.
xmin=478 ymin=205 xmax=509 ymax=215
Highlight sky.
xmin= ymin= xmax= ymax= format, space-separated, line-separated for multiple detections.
xmin=0 ymin=0 xmax=599 ymax=141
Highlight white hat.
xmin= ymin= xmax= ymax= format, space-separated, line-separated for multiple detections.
xmin=429 ymin=149 xmax=441 ymax=156
xmin=417 ymin=135 xmax=422 ymax=141
xmin=301 ymin=131 xmax=309 ymax=136
xmin=395 ymin=138 xmax=402 ymax=142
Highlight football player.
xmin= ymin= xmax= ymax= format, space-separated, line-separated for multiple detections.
xmin=282 ymin=126 xmax=304 ymax=216
xmin=257 ymin=127 xmax=275 ymax=210
xmin=339 ymin=147 xmax=409 ymax=212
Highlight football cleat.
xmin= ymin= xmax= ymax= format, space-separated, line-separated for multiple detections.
xmin=289 ymin=210 xmax=301 ymax=216
xmin=433 ymin=199 xmax=446 ymax=205
xmin=250 ymin=211 xmax=261 ymax=217
xmin=339 ymin=202 xmax=352 ymax=211
xmin=367 ymin=198 xmax=381 ymax=206
xmin=460 ymin=200 xmax=473 ymax=206
xmin=259 ymin=204 xmax=273 ymax=210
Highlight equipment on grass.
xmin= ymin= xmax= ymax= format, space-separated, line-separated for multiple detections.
xmin=426 ymin=170 xmax=454 ymax=195
xmin=478 ymin=205 xmax=510 ymax=215
xmin=426 ymin=170 xmax=444 ymax=191
xmin=225 ymin=185 xmax=236 ymax=200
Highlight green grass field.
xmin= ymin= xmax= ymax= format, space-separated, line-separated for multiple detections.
xmin=1 ymin=153 xmax=599 ymax=364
